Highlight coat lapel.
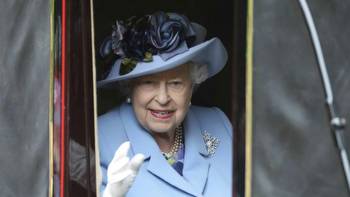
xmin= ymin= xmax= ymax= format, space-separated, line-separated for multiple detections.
xmin=183 ymin=109 xmax=210 ymax=195
xmin=120 ymin=103 xmax=209 ymax=196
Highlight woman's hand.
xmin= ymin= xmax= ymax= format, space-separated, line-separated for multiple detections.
xmin=103 ymin=141 xmax=145 ymax=197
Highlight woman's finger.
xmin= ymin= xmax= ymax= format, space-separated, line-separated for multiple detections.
xmin=107 ymin=157 xmax=130 ymax=177
xmin=111 ymin=141 xmax=130 ymax=163
xmin=129 ymin=153 xmax=145 ymax=172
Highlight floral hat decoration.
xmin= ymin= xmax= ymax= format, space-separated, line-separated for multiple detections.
xmin=98 ymin=11 xmax=228 ymax=87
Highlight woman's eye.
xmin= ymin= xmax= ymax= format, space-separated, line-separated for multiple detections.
xmin=138 ymin=80 xmax=157 ymax=89
xmin=138 ymin=79 xmax=156 ymax=85
xmin=143 ymin=80 xmax=154 ymax=85
xmin=171 ymin=81 xmax=181 ymax=85
xmin=168 ymin=81 xmax=184 ymax=89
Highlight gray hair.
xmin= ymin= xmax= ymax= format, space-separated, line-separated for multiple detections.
xmin=188 ymin=61 xmax=209 ymax=85
xmin=116 ymin=61 xmax=208 ymax=97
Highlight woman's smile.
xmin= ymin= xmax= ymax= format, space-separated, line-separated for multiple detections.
xmin=149 ymin=109 xmax=175 ymax=120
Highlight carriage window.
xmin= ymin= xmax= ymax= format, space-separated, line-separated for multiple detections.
xmin=51 ymin=0 xmax=248 ymax=196
xmin=93 ymin=1 xmax=246 ymax=197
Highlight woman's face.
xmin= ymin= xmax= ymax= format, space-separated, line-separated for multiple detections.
xmin=131 ymin=64 xmax=193 ymax=135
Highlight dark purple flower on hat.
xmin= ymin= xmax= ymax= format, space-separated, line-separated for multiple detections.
xmin=111 ymin=16 xmax=153 ymax=75
xmin=149 ymin=12 xmax=187 ymax=53
xmin=103 ymin=11 xmax=197 ymax=75
xmin=112 ymin=16 xmax=151 ymax=61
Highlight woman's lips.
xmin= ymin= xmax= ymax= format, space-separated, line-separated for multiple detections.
xmin=150 ymin=109 xmax=174 ymax=120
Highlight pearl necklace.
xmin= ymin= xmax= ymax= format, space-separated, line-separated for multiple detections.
xmin=162 ymin=125 xmax=183 ymax=159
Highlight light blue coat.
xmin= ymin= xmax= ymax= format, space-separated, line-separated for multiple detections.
xmin=98 ymin=103 xmax=233 ymax=197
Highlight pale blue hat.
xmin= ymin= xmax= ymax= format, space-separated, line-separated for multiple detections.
xmin=97 ymin=12 xmax=228 ymax=88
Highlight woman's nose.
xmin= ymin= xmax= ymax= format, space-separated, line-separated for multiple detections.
xmin=155 ymin=83 xmax=170 ymax=104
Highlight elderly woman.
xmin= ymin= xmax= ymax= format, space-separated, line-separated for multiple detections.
xmin=98 ymin=11 xmax=232 ymax=197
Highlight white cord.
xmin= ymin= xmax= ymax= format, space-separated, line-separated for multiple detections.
xmin=298 ymin=0 xmax=333 ymax=105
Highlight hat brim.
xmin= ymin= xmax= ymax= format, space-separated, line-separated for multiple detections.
xmin=97 ymin=37 xmax=228 ymax=88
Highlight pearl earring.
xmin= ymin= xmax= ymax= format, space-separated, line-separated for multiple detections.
xmin=126 ymin=97 xmax=131 ymax=104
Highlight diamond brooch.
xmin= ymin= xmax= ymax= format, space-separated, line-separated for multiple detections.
xmin=202 ymin=131 xmax=219 ymax=156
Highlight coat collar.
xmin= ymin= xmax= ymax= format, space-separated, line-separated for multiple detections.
xmin=182 ymin=109 xmax=210 ymax=194
xmin=120 ymin=103 xmax=210 ymax=196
